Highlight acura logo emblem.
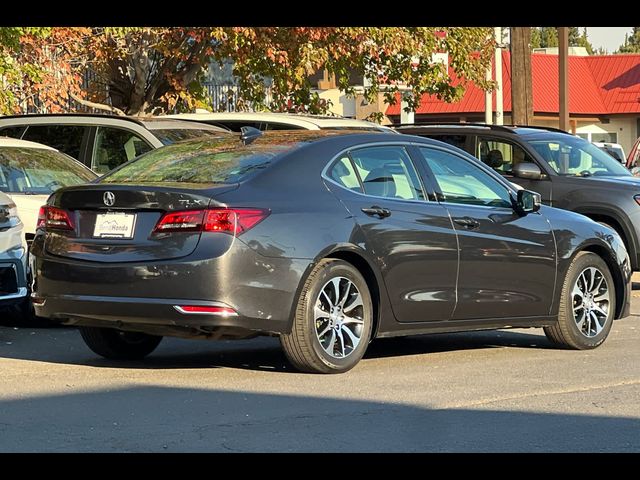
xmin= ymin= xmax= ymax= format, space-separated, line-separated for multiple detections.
xmin=103 ymin=191 xmax=115 ymax=207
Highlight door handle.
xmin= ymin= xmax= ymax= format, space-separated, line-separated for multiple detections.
xmin=453 ymin=217 xmax=480 ymax=229
xmin=361 ymin=206 xmax=391 ymax=218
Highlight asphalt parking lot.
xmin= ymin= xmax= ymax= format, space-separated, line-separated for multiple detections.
xmin=1 ymin=286 xmax=639 ymax=453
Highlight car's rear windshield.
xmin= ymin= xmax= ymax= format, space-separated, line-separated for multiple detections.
xmin=0 ymin=147 xmax=97 ymax=194
xmin=152 ymin=128 xmax=229 ymax=145
xmin=102 ymin=138 xmax=295 ymax=184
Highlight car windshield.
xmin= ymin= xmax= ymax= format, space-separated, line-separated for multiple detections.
xmin=152 ymin=128 xmax=229 ymax=145
xmin=0 ymin=147 xmax=97 ymax=194
xmin=102 ymin=138 xmax=294 ymax=184
xmin=528 ymin=136 xmax=631 ymax=177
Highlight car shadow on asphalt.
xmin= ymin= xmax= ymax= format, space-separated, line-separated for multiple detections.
xmin=0 ymin=325 xmax=556 ymax=373
xmin=0 ymin=385 xmax=638 ymax=452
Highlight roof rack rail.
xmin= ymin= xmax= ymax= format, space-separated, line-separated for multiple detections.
xmin=0 ymin=112 xmax=147 ymax=127
xmin=393 ymin=121 xmax=571 ymax=135
xmin=393 ymin=122 xmax=515 ymax=132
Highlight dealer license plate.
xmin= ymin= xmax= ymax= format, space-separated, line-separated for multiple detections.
xmin=93 ymin=212 xmax=136 ymax=239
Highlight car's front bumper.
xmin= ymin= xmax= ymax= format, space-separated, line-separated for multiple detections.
xmin=0 ymin=247 xmax=28 ymax=306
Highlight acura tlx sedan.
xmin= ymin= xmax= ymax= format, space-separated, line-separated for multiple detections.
xmin=30 ymin=130 xmax=632 ymax=373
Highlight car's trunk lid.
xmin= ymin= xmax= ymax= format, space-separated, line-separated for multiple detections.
xmin=44 ymin=183 xmax=238 ymax=263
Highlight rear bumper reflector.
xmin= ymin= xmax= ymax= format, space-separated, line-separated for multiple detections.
xmin=173 ymin=305 xmax=238 ymax=316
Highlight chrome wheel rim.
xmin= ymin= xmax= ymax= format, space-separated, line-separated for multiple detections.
xmin=572 ymin=267 xmax=610 ymax=338
xmin=314 ymin=276 xmax=365 ymax=359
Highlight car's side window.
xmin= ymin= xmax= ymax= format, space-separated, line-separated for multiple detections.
xmin=328 ymin=156 xmax=362 ymax=192
xmin=92 ymin=127 xmax=153 ymax=174
xmin=349 ymin=146 xmax=425 ymax=200
xmin=21 ymin=125 xmax=88 ymax=160
xmin=0 ymin=126 xmax=26 ymax=139
xmin=419 ymin=147 xmax=512 ymax=208
xmin=428 ymin=134 xmax=468 ymax=152
xmin=476 ymin=137 xmax=536 ymax=176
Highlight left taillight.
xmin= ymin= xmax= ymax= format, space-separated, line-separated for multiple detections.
xmin=37 ymin=206 xmax=75 ymax=231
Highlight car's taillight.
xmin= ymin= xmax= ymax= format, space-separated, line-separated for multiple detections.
xmin=153 ymin=208 xmax=269 ymax=236
xmin=37 ymin=206 xmax=75 ymax=231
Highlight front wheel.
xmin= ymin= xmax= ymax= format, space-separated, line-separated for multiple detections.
xmin=280 ymin=259 xmax=373 ymax=374
xmin=544 ymin=252 xmax=615 ymax=349
xmin=79 ymin=327 xmax=162 ymax=360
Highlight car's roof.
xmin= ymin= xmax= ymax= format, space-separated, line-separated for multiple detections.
xmin=0 ymin=137 xmax=57 ymax=150
xmin=164 ymin=112 xmax=394 ymax=131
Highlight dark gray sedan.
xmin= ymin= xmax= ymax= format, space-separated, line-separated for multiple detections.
xmin=30 ymin=131 xmax=632 ymax=373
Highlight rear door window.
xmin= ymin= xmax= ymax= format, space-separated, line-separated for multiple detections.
xmin=349 ymin=146 xmax=425 ymax=200
xmin=92 ymin=127 xmax=153 ymax=174
xmin=21 ymin=125 xmax=89 ymax=160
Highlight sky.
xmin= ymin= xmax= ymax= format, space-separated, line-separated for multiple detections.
xmin=586 ymin=27 xmax=634 ymax=53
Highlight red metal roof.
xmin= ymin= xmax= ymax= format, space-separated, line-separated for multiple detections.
xmin=386 ymin=52 xmax=640 ymax=116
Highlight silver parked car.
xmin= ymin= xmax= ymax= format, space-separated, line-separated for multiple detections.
xmin=0 ymin=191 xmax=28 ymax=313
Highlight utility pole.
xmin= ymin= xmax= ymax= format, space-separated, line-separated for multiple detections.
xmin=558 ymin=27 xmax=570 ymax=132
xmin=510 ymin=27 xmax=533 ymax=125
xmin=485 ymin=65 xmax=492 ymax=124
xmin=494 ymin=27 xmax=503 ymax=125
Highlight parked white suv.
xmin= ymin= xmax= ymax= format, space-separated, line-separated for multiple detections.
xmin=164 ymin=112 xmax=397 ymax=133
xmin=593 ymin=142 xmax=626 ymax=164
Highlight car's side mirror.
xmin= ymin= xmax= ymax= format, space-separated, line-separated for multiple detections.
xmin=515 ymin=189 xmax=541 ymax=215
xmin=513 ymin=162 xmax=542 ymax=180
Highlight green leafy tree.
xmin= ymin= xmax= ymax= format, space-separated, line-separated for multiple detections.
xmin=2 ymin=27 xmax=496 ymax=118
xmin=617 ymin=27 xmax=640 ymax=53
xmin=217 ymin=27 xmax=496 ymax=119
xmin=529 ymin=27 xmax=594 ymax=54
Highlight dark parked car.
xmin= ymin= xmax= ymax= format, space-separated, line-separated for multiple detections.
xmin=0 ymin=114 xmax=230 ymax=174
xmin=30 ymin=130 xmax=631 ymax=373
xmin=397 ymin=124 xmax=640 ymax=271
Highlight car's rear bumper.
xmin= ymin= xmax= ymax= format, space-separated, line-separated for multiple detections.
xmin=30 ymin=234 xmax=310 ymax=336
xmin=33 ymin=293 xmax=287 ymax=337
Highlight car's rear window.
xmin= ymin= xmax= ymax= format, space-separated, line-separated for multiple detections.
xmin=102 ymin=138 xmax=295 ymax=184
xmin=0 ymin=147 xmax=97 ymax=194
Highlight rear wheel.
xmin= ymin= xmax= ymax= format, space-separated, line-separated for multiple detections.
xmin=280 ymin=259 xmax=373 ymax=374
xmin=544 ymin=252 xmax=615 ymax=349
xmin=79 ymin=327 xmax=162 ymax=360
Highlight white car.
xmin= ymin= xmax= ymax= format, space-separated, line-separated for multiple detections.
xmin=0 ymin=138 xmax=97 ymax=236
xmin=163 ymin=111 xmax=397 ymax=133
xmin=0 ymin=191 xmax=28 ymax=309
xmin=593 ymin=142 xmax=626 ymax=164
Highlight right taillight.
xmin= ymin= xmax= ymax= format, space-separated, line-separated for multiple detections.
xmin=153 ymin=208 xmax=269 ymax=236
xmin=37 ymin=206 xmax=75 ymax=231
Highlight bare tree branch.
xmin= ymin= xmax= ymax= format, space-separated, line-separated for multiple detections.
xmin=69 ymin=91 xmax=126 ymax=116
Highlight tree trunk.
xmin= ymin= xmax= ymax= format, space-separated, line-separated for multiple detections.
xmin=510 ymin=27 xmax=533 ymax=125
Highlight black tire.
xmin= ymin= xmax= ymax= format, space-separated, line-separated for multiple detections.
xmin=79 ymin=327 xmax=162 ymax=360
xmin=280 ymin=258 xmax=373 ymax=374
xmin=13 ymin=298 xmax=57 ymax=328
xmin=544 ymin=251 xmax=615 ymax=349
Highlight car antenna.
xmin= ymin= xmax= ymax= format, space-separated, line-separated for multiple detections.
xmin=240 ymin=126 xmax=263 ymax=145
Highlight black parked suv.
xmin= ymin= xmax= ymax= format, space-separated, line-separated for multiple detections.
xmin=397 ymin=124 xmax=640 ymax=270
